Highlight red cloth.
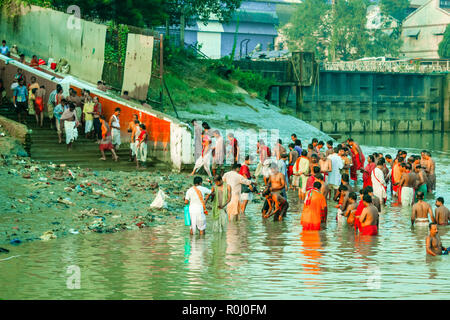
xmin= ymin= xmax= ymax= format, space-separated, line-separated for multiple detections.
xmin=239 ymin=164 xmax=251 ymax=179
xmin=288 ymin=165 xmax=294 ymax=178
xmin=361 ymin=225 xmax=378 ymax=236
xmin=138 ymin=130 xmax=147 ymax=142
xmin=350 ymin=147 xmax=365 ymax=181
xmin=363 ymin=162 xmax=376 ymax=188
xmin=35 ymin=96 xmax=44 ymax=113
xmin=354 ymin=200 xmax=364 ymax=232
xmin=306 ymin=176 xmax=316 ymax=191
xmin=230 ymin=138 xmax=238 ymax=161
xmin=301 ymin=188 xmax=327 ymax=231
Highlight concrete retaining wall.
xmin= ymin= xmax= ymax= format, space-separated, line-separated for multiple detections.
xmin=0 ymin=114 xmax=28 ymax=143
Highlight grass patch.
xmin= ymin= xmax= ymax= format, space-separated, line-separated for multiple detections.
xmin=147 ymin=45 xmax=272 ymax=115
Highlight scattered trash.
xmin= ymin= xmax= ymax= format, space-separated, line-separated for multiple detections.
xmin=57 ymin=197 xmax=74 ymax=206
xmin=40 ymin=231 xmax=57 ymax=241
xmin=10 ymin=239 xmax=22 ymax=245
xmin=150 ymin=189 xmax=167 ymax=209
xmin=68 ymin=229 xmax=79 ymax=235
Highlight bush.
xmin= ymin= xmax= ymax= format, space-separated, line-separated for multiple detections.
xmin=438 ymin=25 xmax=450 ymax=59
xmin=231 ymin=69 xmax=273 ymax=98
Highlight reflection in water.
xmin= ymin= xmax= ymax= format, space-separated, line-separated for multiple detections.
xmin=0 ymin=133 xmax=450 ymax=299
xmin=225 ymin=217 xmax=250 ymax=268
xmin=300 ymin=230 xmax=323 ymax=276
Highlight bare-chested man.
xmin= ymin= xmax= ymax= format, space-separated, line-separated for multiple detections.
xmin=319 ymin=152 xmax=331 ymax=183
xmin=414 ymin=164 xmax=428 ymax=198
xmin=314 ymin=173 xmax=330 ymax=200
xmin=398 ymin=163 xmax=417 ymax=206
xmin=411 ymin=191 xmax=434 ymax=226
xmin=426 ymin=223 xmax=447 ymax=256
xmin=434 ymin=197 xmax=450 ymax=226
xmin=359 ymin=194 xmax=379 ymax=236
xmin=364 ymin=186 xmax=381 ymax=213
xmin=343 ymin=192 xmax=358 ymax=226
xmin=269 ymin=163 xmax=287 ymax=203
xmin=425 ymin=151 xmax=436 ymax=192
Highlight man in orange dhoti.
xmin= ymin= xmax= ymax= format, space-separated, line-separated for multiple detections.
xmin=301 ymin=181 xmax=328 ymax=231
xmin=392 ymin=156 xmax=404 ymax=197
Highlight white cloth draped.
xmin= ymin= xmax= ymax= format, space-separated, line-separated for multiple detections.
xmin=371 ymin=167 xmax=387 ymax=201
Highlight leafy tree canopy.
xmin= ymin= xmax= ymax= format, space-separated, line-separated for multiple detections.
xmin=438 ymin=24 xmax=450 ymax=59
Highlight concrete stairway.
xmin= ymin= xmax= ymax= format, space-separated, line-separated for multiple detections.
xmin=0 ymin=104 xmax=169 ymax=171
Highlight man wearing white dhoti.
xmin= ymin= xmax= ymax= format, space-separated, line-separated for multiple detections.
xmin=371 ymin=160 xmax=387 ymax=204
xmin=109 ymin=108 xmax=121 ymax=150
xmin=185 ymin=176 xmax=212 ymax=235
xmin=60 ymin=103 xmax=79 ymax=150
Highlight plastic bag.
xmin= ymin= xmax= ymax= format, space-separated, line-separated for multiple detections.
xmin=184 ymin=205 xmax=191 ymax=226
xmin=150 ymin=189 xmax=167 ymax=209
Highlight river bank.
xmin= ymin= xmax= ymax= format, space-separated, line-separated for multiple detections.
xmin=0 ymin=153 xmax=197 ymax=247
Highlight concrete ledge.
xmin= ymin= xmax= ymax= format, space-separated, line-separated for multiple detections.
xmin=352 ymin=121 xmax=364 ymax=132
xmin=422 ymin=120 xmax=434 ymax=131
xmin=322 ymin=121 xmax=334 ymax=133
xmin=381 ymin=120 xmax=393 ymax=132
xmin=397 ymin=120 xmax=409 ymax=132
xmin=409 ymin=120 xmax=421 ymax=132
xmin=0 ymin=115 xmax=29 ymax=144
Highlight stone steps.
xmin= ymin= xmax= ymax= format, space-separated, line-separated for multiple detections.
xmin=0 ymin=105 xmax=171 ymax=171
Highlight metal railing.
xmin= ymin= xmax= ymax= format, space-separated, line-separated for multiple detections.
xmin=321 ymin=59 xmax=450 ymax=73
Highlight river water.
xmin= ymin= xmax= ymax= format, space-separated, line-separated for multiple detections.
xmin=1 ymin=133 xmax=449 ymax=300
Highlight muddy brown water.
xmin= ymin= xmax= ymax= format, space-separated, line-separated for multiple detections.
xmin=0 ymin=132 xmax=449 ymax=299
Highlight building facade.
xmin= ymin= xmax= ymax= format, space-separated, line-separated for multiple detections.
xmin=400 ymin=0 xmax=450 ymax=59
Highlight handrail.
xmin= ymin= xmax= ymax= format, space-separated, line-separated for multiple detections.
xmin=321 ymin=59 xmax=450 ymax=73
xmin=184 ymin=42 xmax=210 ymax=60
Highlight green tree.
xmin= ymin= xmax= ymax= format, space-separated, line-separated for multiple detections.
xmin=285 ymin=0 xmax=403 ymax=61
xmin=283 ymin=0 xmax=330 ymax=61
xmin=438 ymin=24 xmax=450 ymax=59
xmin=50 ymin=0 xmax=167 ymax=28
xmin=379 ymin=0 xmax=410 ymax=22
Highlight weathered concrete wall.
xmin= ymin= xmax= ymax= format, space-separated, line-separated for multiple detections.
xmin=122 ymin=34 xmax=153 ymax=100
xmin=0 ymin=115 xmax=28 ymax=143
xmin=0 ymin=4 xmax=106 ymax=84
xmin=294 ymin=70 xmax=449 ymax=133
xmin=444 ymin=74 xmax=450 ymax=131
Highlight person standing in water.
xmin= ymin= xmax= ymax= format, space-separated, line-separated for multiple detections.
xmin=359 ymin=194 xmax=379 ymax=236
xmin=434 ymin=197 xmax=450 ymax=226
xmin=223 ymin=164 xmax=253 ymax=221
xmin=185 ymin=176 xmax=212 ymax=235
xmin=426 ymin=223 xmax=447 ymax=256
xmin=398 ymin=163 xmax=417 ymax=206
xmin=411 ymin=191 xmax=435 ymax=226
xmin=209 ymin=175 xmax=231 ymax=232
xmin=301 ymin=181 xmax=328 ymax=230
xmin=371 ymin=159 xmax=387 ymax=205
xmin=239 ymin=155 xmax=254 ymax=215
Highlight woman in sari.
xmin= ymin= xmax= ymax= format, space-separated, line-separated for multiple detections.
xmin=361 ymin=155 xmax=376 ymax=189
xmin=210 ymin=175 xmax=231 ymax=232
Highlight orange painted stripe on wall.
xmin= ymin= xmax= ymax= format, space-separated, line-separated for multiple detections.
xmin=70 ymin=86 xmax=170 ymax=144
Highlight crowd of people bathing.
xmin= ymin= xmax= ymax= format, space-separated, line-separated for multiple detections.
xmin=185 ymin=121 xmax=448 ymax=256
